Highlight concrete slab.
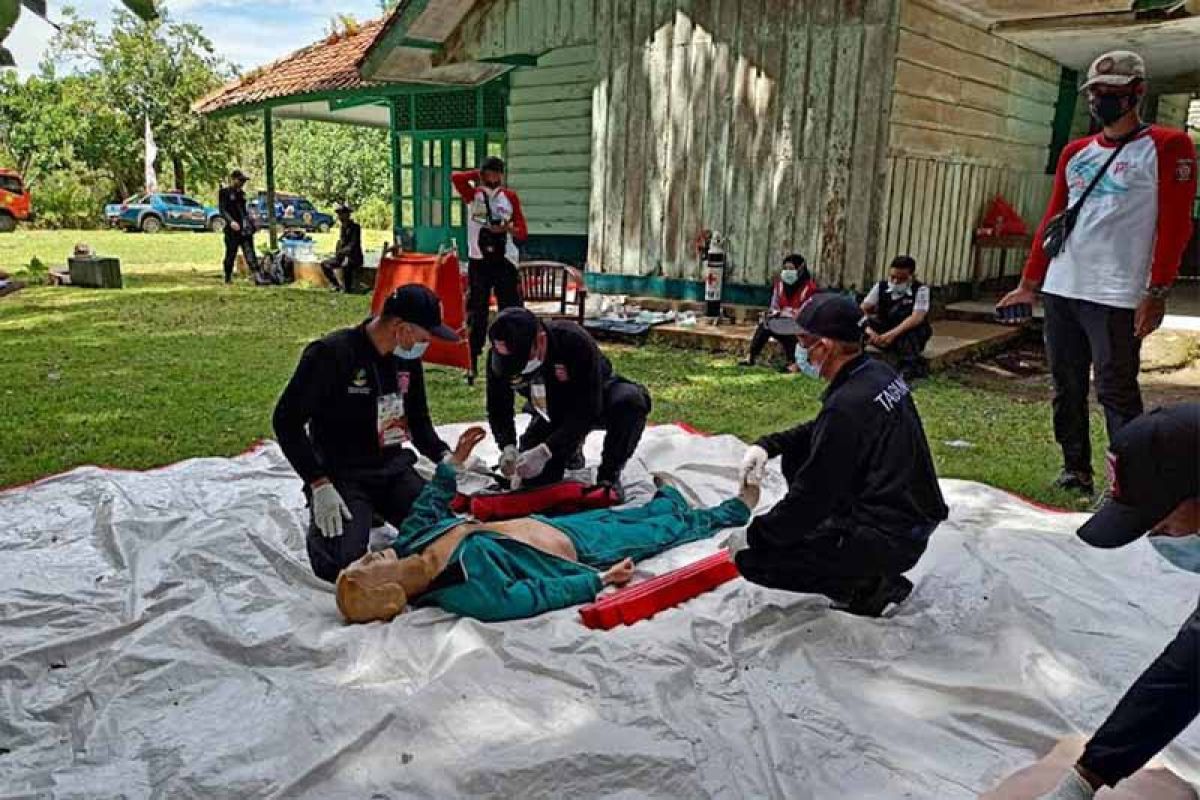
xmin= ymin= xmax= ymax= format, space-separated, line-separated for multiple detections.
xmin=647 ymin=318 xmax=1023 ymax=371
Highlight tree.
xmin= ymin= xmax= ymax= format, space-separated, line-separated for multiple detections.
xmin=44 ymin=7 xmax=244 ymax=194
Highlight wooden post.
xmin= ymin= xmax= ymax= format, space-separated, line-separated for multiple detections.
xmin=389 ymin=97 xmax=403 ymax=247
xmin=263 ymin=107 xmax=277 ymax=250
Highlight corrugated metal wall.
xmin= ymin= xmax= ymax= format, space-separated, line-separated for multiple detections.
xmin=876 ymin=0 xmax=1058 ymax=286
xmin=506 ymin=45 xmax=596 ymax=236
xmin=586 ymin=0 xmax=899 ymax=288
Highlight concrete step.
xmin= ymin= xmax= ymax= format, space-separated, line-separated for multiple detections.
xmin=646 ymin=318 xmax=1023 ymax=372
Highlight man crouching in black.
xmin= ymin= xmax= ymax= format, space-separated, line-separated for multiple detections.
xmin=733 ymin=294 xmax=949 ymax=617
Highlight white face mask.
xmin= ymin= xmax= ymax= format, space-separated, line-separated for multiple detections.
xmin=888 ymin=280 xmax=911 ymax=295
xmin=393 ymin=341 xmax=429 ymax=360
xmin=521 ymin=357 xmax=543 ymax=375
xmin=780 ymin=269 xmax=799 ymax=286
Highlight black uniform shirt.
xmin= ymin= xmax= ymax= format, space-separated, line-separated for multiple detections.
xmin=335 ymin=220 xmax=363 ymax=267
xmin=747 ymin=354 xmax=948 ymax=550
xmin=218 ymin=186 xmax=250 ymax=231
xmin=272 ymin=321 xmax=449 ymax=484
xmin=486 ymin=320 xmax=614 ymax=457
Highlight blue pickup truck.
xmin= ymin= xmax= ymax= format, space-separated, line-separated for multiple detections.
xmin=105 ymin=192 xmax=224 ymax=233
xmin=248 ymin=192 xmax=334 ymax=233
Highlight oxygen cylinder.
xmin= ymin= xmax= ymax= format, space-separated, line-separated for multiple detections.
xmin=703 ymin=232 xmax=726 ymax=318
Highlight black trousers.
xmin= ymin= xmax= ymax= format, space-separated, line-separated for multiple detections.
xmin=735 ymin=523 xmax=932 ymax=604
xmin=518 ymin=380 xmax=652 ymax=485
xmin=1042 ymin=293 xmax=1143 ymax=475
xmin=867 ymin=315 xmax=932 ymax=359
xmin=304 ymin=466 xmax=426 ymax=583
xmin=222 ymin=232 xmax=257 ymax=282
xmin=747 ymin=323 xmax=797 ymax=363
xmin=321 ymin=256 xmax=359 ymax=292
xmin=1079 ymin=599 xmax=1200 ymax=787
xmin=467 ymin=256 xmax=523 ymax=369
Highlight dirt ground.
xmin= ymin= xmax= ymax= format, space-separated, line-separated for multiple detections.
xmin=953 ymin=327 xmax=1200 ymax=407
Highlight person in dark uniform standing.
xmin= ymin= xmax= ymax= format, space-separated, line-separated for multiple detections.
xmin=320 ymin=203 xmax=364 ymax=293
xmin=452 ymin=156 xmax=528 ymax=384
xmin=733 ymin=294 xmax=948 ymax=617
xmin=272 ymin=284 xmax=461 ymax=582
xmin=486 ymin=307 xmax=651 ymax=496
xmin=218 ymin=169 xmax=259 ymax=284
xmin=860 ymin=255 xmax=933 ymax=380
xmin=1034 ymin=404 xmax=1199 ymax=800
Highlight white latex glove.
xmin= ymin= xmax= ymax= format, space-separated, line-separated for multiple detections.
xmin=441 ymin=451 xmax=485 ymax=475
xmin=499 ymin=445 xmax=519 ymax=477
xmin=1038 ymin=769 xmax=1095 ymax=800
xmin=516 ymin=443 xmax=553 ymax=480
xmin=311 ymin=482 xmax=352 ymax=538
xmin=740 ymin=445 xmax=769 ymax=486
xmin=723 ymin=528 xmax=749 ymax=558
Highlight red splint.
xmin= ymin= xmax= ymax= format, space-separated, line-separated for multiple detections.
xmin=579 ymin=551 xmax=740 ymax=630
xmin=450 ymin=481 xmax=620 ymax=521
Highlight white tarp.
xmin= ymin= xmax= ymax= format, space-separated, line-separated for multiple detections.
xmin=1 ymin=422 xmax=1197 ymax=799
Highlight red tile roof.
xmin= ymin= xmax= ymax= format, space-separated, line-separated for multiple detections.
xmin=193 ymin=18 xmax=387 ymax=115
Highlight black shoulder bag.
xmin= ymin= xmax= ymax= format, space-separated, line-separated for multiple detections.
xmin=477 ymin=191 xmax=507 ymax=260
xmin=1041 ymin=128 xmax=1142 ymax=259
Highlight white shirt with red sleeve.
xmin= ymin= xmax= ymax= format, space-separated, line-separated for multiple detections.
xmin=450 ymin=170 xmax=529 ymax=263
xmin=1024 ymin=125 xmax=1197 ymax=310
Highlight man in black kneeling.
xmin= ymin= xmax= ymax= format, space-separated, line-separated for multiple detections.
xmin=734 ymin=294 xmax=948 ymax=617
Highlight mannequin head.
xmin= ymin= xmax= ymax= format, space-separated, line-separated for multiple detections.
xmin=335 ymin=549 xmax=435 ymax=623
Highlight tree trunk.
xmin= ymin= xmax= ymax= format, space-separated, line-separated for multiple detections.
xmin=172 ymin=156 xmax=185 ymax=193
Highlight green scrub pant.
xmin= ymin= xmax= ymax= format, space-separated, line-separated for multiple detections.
xmin=536 ymin=487 xmax=749 ymax=568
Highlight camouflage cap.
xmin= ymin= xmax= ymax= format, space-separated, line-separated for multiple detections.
xmin=1081 ymin=50 xmax=1146 ymax=91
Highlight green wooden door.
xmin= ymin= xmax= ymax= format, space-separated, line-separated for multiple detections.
xmin=411 ymin=132 xmax=506 ymax=255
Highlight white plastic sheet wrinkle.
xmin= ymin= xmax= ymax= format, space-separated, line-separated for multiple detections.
xmin=1 ymin=422 xmax=1198 ymax=799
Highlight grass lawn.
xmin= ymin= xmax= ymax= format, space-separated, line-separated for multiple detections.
xmin=1 ymin=229 xmax=1108 ymax=506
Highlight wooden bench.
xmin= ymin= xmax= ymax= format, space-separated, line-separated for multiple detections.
xmin=518 ymin=260 xmax=587 ymax=324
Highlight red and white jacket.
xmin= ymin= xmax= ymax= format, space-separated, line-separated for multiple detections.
xmin=451 ymin=170 xmax=529 ymax=263
xmin=769 ymin=276 xmax=817 ymax=317
xmin=1025 ymin=125 xmax=1197 ymax=310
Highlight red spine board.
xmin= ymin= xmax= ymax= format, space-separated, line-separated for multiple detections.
xmin=579 ymin=551 xmax=739 ymax=630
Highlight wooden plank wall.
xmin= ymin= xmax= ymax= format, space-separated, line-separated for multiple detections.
xmin=587 ymin=0 xmax=901 ymax=288
xmin=440 ymin=0 xmax=594 ymax=63
xmin=1154 ymin=93 xmax=1192 ymax=131
xmin=878 ymin=0 xmax=1059 ymax=286
xmin=506 ymin=45 xmax=596 ymax=236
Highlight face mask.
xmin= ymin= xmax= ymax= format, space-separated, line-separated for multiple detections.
xmin=521 ymin=357 xmax=543 ymax=375
xmin=780 ymin=269 xmax=799 ymax=286
xmin=1089 ymin=93 xmax=1134 ymax=126
xmin=1148 ymin=535 xmax=1200 ymax=574
xmin=394 ymin=341 xmax=429 ymax=360
xmin=794 ymin=342 xmax=823 ymax=379
xmin=888 ymin=280 xmax=911 ymax=295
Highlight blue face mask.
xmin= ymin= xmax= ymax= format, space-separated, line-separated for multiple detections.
xmin=394 ymin=341 xmax=429 ymax=360
xmin=1148 ymin=535 xmax=1200 ymax=574
xmin=794 ymin=342 xmax=823 ymax=379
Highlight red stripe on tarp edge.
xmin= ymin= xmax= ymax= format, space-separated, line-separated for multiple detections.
xmin=0 ymin=438 xmax=275 ymax=496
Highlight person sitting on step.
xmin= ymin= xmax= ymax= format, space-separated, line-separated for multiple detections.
xmin=741 ymin=253 xmax=818 ymax=370
xmin=861 ymin=255 xmax=933 ymax=380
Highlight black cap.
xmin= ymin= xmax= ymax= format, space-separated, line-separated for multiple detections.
xmin=230 ymin=169 xmax=247 ymax=181
xmin=770 ymin=292 xmax=865 ymax=343
xmin=480 ymin=156 xmax=505 ymax=173
xmin=1079 ymin=403 xmax=1200 ymax=548
xmin=488 ymin=307 xmax=539 ymax=377
xmin=381 ymin=284 xmax=459 ymax=342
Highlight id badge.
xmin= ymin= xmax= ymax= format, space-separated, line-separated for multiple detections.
xmin=530 ymin=379 xmax=550 ymax=421
xmin=377 ymin=393 xmax=409 ymax=447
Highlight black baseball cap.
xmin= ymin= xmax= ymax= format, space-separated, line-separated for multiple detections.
xmin=488 ymin=307 xmax=540 ymax=377
xmin=381 ymin=284 xmax=459 ymax=342
xmin=1079 ymin=403 xmax=1200 ymax=548
xmin=230 ymin=169 xmax=248 ymax=181
xmin=771 ymin=292 xmax=865 ymax=343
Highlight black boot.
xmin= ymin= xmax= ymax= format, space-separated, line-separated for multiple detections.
xmin=1053 ymin=469 xmax=1094 ymax=496
xmin=838 ymin=575 xmax=914 ymax=618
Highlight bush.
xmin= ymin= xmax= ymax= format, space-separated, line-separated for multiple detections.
xmin=16 ymin=256 xmax=49 ymax=286
xmin=355 ymin=196 xmax=392 ymax=232
xmin=30 ymin=172 xmax=113 ymax=229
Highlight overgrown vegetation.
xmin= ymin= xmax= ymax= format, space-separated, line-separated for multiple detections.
xmin=0 ymin=8 xmax=396 ymax=230
xmin=1 ymin=232 xmax=1109 ymax=508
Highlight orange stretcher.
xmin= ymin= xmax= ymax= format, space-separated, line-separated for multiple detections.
xmin=579 ymin=551 xmax=740 ymax=630
xmin=371 ymin=251 xmax=470 ymax=370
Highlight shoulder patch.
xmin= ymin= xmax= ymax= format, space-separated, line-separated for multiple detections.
xmin=1176 ymin=158 xmax=1195 ymax=183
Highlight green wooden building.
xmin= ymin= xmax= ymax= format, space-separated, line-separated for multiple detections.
xmin=198 ymin=1 xmax=1199 ymax=303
